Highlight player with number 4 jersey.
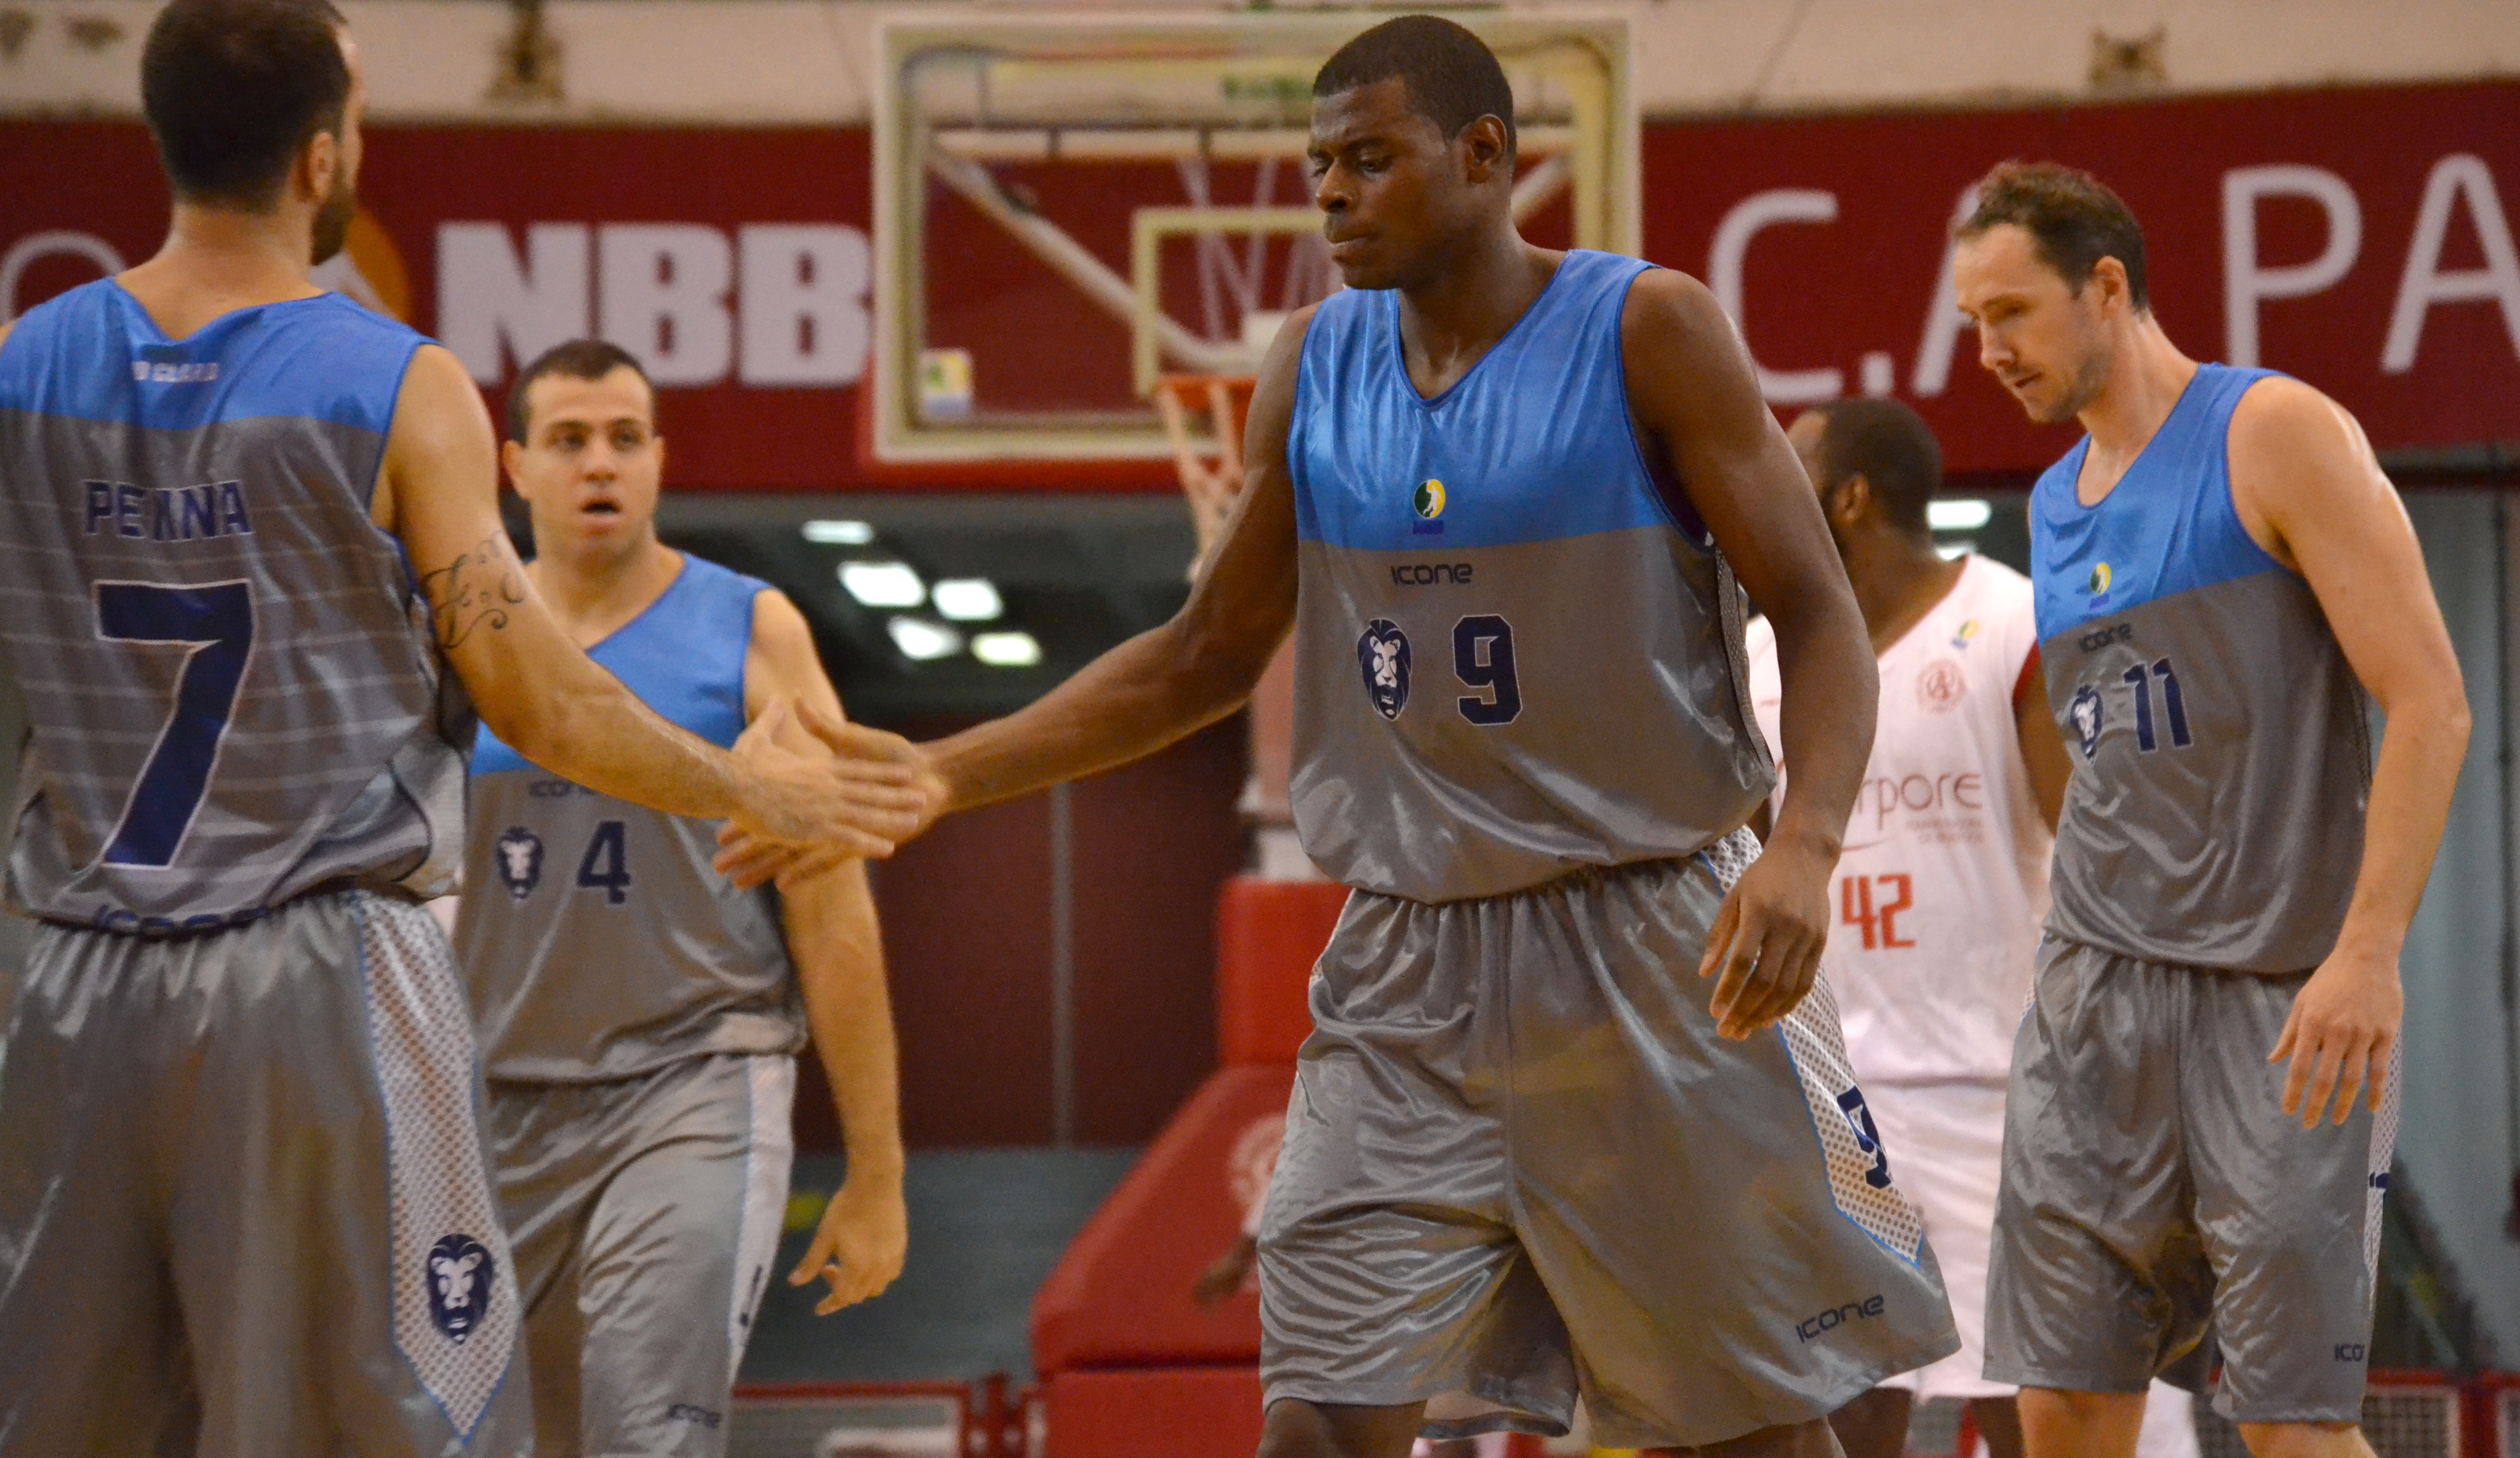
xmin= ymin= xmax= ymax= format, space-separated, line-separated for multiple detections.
xmin=454 ymin=343 xmax=907 ymax=1458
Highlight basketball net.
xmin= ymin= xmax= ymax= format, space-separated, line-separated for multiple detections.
xmin=1153 ymin=373 xmax=1256 ymax=581
xmin=1155 ymin=373 xmax=1311 ymax=872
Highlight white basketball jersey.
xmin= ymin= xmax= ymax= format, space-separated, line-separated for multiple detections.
xmin=1745 ymin=554 xmax=2050 ymax=1086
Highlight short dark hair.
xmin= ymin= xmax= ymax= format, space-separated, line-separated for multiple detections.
xmin=1314 ymin=15 xmax=1517 ymax=161
xmin=506 ymin=340 xmax=655 ymax=444
xmin=142 ymin=0 xmax=350 ymax=208
xmin=1957 ymin=160 xmax=2150 ymax=311
xmin=1804 ymin=398 xmax=1942 ymax=535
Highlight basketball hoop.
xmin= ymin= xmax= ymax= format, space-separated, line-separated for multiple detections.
xmin=1153 ymin=373 xmax=1256 ymax=581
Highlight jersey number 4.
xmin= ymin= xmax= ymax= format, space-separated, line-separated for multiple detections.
xmin=1839 ymin=872 xmax=1914 ymax=951
xmin=94 ymin=580 xmax=255 ymax=868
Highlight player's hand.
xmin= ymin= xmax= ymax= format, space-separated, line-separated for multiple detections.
xmin=727 ymin=700 xmax=933 ymax=859
xmin=1191 ymin=1232 xmax=1259 ymax=1306
xmin=2270 ymin=943 xmax=2401 ymax=1128
xmin=789 ymin=698 xmax=950 ymax=835
xmin=1698 ymin=831 xmax=1832 ymax=1039
xmin=788 ymin=1170 xmax=908 ymax=1315
xmin=715 ymin=707 xmax=947 ymax=888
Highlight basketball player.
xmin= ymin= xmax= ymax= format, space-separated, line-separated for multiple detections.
xmin=1950 ymin=163 xmax=2470 ymax=1458
xmin=454 ymin=341 xmax=908 ymax=1457
xmin=0 ymin=3 xmax=924 ymax=1453
xmin=1743 ymin=399 xmax=2197 ymax=1458
xmin=734 ymin=17 xmax=1957 ymax=1457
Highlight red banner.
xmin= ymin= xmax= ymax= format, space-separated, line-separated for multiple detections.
xmin=6 ymin=82 xmax=2515 ymax=487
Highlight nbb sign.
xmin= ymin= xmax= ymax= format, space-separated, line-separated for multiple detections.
xmin=437 ymin=222 xmax=872 ymax=389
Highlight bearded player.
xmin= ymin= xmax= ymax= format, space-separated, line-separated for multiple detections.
xmin=732 ymin=16 xmax=1955 ymax=1457
xmin=0 ymin=2 xmax=923 ymax=1453
xmin=1953 ymin=163 xmax=2468 ymax=1458
xmin=1744 ymin=398 xmax=2200 ymax=1458
xmin=453 ymin=341 xmax=908 ymax=1457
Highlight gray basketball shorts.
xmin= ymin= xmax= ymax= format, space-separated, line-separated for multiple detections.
xmin=488 ymin=1052 xmax=797 ymax=1458
xmin=1257 ymin=832 xmax=1960 ymax=1450
xmin=1986 ymin=936 xmax=2399 ymax=1424
xmin=0 ymin=890 xmax=529 ymax=1457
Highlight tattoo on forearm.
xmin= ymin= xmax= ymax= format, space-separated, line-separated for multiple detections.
xmin=418 ymin=532 xmax=529 ymax=649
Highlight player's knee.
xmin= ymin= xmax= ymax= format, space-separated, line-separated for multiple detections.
xmin=2233 ymin=1421 xmax=2369 ymax=1458
xmin=1255 ymin=1397 xmax=1415 ymax=1458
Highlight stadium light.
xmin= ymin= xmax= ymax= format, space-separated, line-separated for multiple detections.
xmin=1928 ymin=499 xmax=1993 ymax=531
xmin=802 ymin=519 xmax=875 ymax=545
xmin=972 ymin=631 xmax=1043 ymax=667
xmin=932 ymin=578 xmax=1003 ymax=622
xmin=841 ymin=560 xmax=925 ymax=609
xmin=888 ymin=618 xmax=964 ymax=661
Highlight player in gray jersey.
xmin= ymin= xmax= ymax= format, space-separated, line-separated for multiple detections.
xmin=454 ymin=341 xmax=907 ymax=1458
xmin=1951 ymin=165 xmax=2469 ymax=1458
xmin=0 ymin=4 xmax=926 ymax=1454
xmin=730 ymin=17 xmax=1952 ymax=1458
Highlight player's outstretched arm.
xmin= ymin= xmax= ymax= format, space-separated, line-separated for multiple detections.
xmin=2230 ymin=378 xmax=2470 ymax=1128
xmin=1622 ymin=271 xmax=1879 ymax=1039
xmin=374 ymin=344 xmax=928 ymax=855
xmin=913 ymin=308 xmax=1311 ymax=819
xmin=730 ymin=595 xmax=908 ymax=1313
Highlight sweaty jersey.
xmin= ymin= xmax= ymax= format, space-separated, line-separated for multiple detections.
xmin=454 ymin=553 xmax=801 ymax=1083
xmin=2032 ymin=363 xmax=2370 ymax=972
xmin=1287 ymin=249 xmax=1773 ymax=903
xmin=0 ymin=280 xmax=464 ymax=931
xmin=1745 ymin=555 xmax=2052 ymax=1086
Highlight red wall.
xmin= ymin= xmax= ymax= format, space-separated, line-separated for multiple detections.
xmin=9 ymin=82 xmax=2516 ymax=490
xmin=791 ymin=717 xmax=1249 ymax=1151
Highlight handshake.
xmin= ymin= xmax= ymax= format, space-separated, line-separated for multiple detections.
xmin=716 ymin=698 xmax=946 ymax=886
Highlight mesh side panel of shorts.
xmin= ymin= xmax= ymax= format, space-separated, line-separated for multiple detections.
xmin=1699 ymin=825 xmax=1760 ymax=892
xmin=2363 ymin=1046 xmax=2404 ymax=1286
xmin=360 ymin=894 xmax=519 ymax=1437
xmin=1776 ymin=975 xmax=1930 ymax=1262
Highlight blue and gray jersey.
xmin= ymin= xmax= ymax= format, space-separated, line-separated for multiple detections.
xmin=2031 ymin=363 xmax=2370 ymax=971
xmin=1286 ymin=249 xmax=1774 ymax=904
xmin=0 ymin=280 xmax=463 ymax=932
xmin=454 ymin=554 xmax=801 ymax=1083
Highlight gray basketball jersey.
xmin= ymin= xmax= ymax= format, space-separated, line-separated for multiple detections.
xmin=454 ymin=556 xmax=801 ymax=1082
xmin=2030 ymin=364 xmax=2371 ymax=971
xmin=0 ymin=281 xmax=464 ymax=931
xmin=1285 ymin=251 xmax=1773 ymax=904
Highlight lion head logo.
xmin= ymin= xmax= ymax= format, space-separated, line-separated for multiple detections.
xmin=425 ymin=1234 xmax=496 ymax=1343
xmin=494 ymin=827 xmax=543 ymax=900
xmin=2069 ymin=684 xmax=2105 ymax=760
xmin=1356 ymin=620 xmax=1411 ymax=721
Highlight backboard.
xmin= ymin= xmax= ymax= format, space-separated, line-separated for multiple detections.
xmin=871 ymin=11 xmax=1637 ymax=467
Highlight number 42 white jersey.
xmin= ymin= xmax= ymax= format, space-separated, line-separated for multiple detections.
xmin=1745 ymin=554 xmax=2050 ymax=1087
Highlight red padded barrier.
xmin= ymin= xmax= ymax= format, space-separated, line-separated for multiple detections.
xmin=1040 ymin=1367 xmax=1265 ymax=1458
xmin=1031 ymin=1063 xmax=1295 ymax=1374
xmin=1215 ymin=876 xmax=1349 ymax=1065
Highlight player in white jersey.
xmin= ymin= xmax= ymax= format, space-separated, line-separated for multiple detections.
xmin=1745 ymin=399 xmax=2196 ymax=1458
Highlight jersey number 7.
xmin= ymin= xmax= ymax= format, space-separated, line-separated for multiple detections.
xmin=94 ymin=580 xmax=255 ymax=868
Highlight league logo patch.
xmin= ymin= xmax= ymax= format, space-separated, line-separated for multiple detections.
xmin=1410 ymin=479 xmax=1446 ymax=536
xmin=1915 ymin=658 xmax=1966 ymax=713
xmin=2087 ymin=561 xmax=2113 ymax=600
xmin=494 ymin=827 xmax=543 ymax=900
xmin=1356 ymin=619 xmax=1412 ymax=721
xmin=1950 ymin=618 xmax=1980 ymax=651
xmin=2070 ymin=684 xmax=2105 ymax=760
xmin=425 ymin=1234 xmax=496 ymax=1344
